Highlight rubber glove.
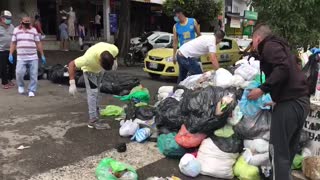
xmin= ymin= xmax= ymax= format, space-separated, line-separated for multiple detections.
xmin=8 ymin=54 xmax=14 ymax=64
xmin=69 ymin=80 xmax=77 ymax=95
xmin=112 ymin=59 xmax=118 ymax=71
xmin=311 ymin=48 xmax=320 ymax=54
xmin=41 ymin=55 xmax=46 ymax=64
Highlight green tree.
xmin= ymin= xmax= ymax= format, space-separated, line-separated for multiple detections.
xmin=253 ymin=0 xmax=320 ymax=48
xmin=163 ymin=0 xmax=222 ymax=28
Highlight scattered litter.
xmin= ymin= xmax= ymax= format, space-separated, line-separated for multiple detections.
xmin=115 ymin=143 xmax=127 ymax=153
xmin=17 ymin=145 xmax=30 ymax=150
xmin=119 ymin=120 xmax=139 ymax=137
xmin=100 ymin=105 xmax=124 ymax=117
xmin=179 ymin=153 xmax=201 ymax=177
xmin=96 ymin=158 xmax=138 ymax=180
xmin=131 ymin=128 xmax=152 ymax=143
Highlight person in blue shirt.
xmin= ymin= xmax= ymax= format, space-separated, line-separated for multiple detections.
xmin=172 ymin=7 xmax=201 ymax=83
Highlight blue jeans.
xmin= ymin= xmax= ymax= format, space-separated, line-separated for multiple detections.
xmin=177 ymin=54 xmax=203 ymax=83
xmin=16 ymin=60 xmax=38 ymax=92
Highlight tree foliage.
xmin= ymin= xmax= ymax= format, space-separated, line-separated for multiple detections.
xmin=253 ymin=0 xmax=320 ymax=48
xmin=163 ymin=0 xmax=222 ymax=25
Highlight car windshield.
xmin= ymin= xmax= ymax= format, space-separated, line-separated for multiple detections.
xmin=148 ymin=33 xmax=160 ymax=41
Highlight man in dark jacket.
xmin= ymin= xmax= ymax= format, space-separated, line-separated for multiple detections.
xmin=248 ymin=24 xmax=310 ymax=180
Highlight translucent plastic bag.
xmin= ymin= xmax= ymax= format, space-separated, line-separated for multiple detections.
xmin=119 ymin=120 xmax=139 ymax=137
xmin=157 ymin=133 xmax=186 ymax=158
xmin=179 ymin=154 xmax=201 ymax=178
xmin=131 ymin=127 xmax=151 ymax=143
xmin=239 ymin=81 xmax=272 ymax=117
xmin=96 ymin=158 xmax=138 ymax=180
xmin=210 ymin=134 xmax=243 ymax=154
xmin=235 ymin=63 xmax=259 ymax=81
xmin=234 ymin=110 xmax=271 ymax=140
xmin=214 ymin=68 xmax=234 ymax=88
xmin=233 ymin=156 xmax=261 ymax=180
xmin=175 ymin=125 xmax=207 ymax=148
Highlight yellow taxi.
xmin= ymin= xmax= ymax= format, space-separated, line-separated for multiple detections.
xmin=143 ymin=37 xmax=241 ymax=78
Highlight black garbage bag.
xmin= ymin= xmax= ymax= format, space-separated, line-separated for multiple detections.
xmin=302 ymin=54 xmax=319 ymax=95
xmin=76 ymin=74 xmax=85 ymax=88
xmin=125 ymin=101 xmax=136 ymax=120
xmin=48 ymin=64 xmax=68 ymax=84
xmin=135 ymin=106 xmax=155 ymax=120
xmin=100 ymin=72 xmax=140 ymax=95
xmin=155 ymin=97 xmax=184 ymax=131
xmin=181 ymin=86 xmax=237 ymax=134
xmin=297 ymin=130 xmax=310 ymax=153
xmin=210 ymin=134 xmax=243 ymax=153
xmin=24 ymin=65 xmax=45 ymax=80
xmin=234 ymin=110 xmax=271 ymax=140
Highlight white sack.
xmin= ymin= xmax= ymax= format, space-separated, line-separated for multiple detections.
xmin=243 ymin=148 xmax=270 ymax=166
xmin=235 ymin=63 xmax=259 ymax=81
xmin=119 ymin=120 xmax=139 ymax=137
xmin=179 ymin=154 xmax=201 ymax=177
xmin=244 ymin=139 xmax=269 ymax=153
xmin=214 ymin=68 xmax=234 ymax=88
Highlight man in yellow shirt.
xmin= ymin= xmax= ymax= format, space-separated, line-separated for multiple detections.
xmin=68 ymin=42 xmax=118 ymax=129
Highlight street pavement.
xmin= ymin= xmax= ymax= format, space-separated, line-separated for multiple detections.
xmin=0 ymin=51 xmax=215 ymax=180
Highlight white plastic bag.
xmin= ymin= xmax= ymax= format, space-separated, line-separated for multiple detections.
xmin=232 ymin=75 xmax=245 ymax=88
xmin=244 ymin=139 xmax=269 ymax=153
xmin=242 ymin=148 xmax=270 ymax=166
xmin=179 ymin=74 xmax=202 ymax=89
xmin=179 ymin=153 xmax=201 ymax=177
xmin=158 ymin=86 xmax=174 ymax=94
xmin=235 ymin=63 xmax=259 ymax=81
xmin=119 ymin=120 xmax=139 ymax=137
xmin=227 ymin=105 xmax=243 ymax=126
xmin=197 ymin=138 xmax=238 ymax=179
xmin=214 ymin=68 xmax=234 ymax=88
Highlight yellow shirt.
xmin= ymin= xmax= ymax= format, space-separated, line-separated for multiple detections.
xmin=75 ymin=42 xmax=119 ymax=73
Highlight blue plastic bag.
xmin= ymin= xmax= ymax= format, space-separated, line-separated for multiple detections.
xmin=239 ymin=81 xmax=272 ymax=117
xmin=131 ymin=128 xmax=151 ymax=143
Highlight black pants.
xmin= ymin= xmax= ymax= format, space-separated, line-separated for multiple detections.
xmin=0 ymin=51 xmax=15 ymax=85
xmin=270 ymin=96 xmax=310 ymax=180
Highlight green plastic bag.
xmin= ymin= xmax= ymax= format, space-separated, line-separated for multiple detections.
xmin=157 ymin=133 xmax=186 ymax=158
xmin=100 ymin=105 xmax=124 ymax=117
xmin=291 ymin=154 xmax=303 ymax=170
xmin=114 ymin=86 xmax=150 ymax=103
xmin=254 ymin=73 xmax=266 ymax=84
xmin=96 ymin=158 xmax=138 ymax=180
xmin=214 ymin=125 xmax=234 ymax=138
xmin=234 ymin=156 xmax=261 ymax=180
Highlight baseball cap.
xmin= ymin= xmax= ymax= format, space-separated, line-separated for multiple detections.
xmin=1 ymin=10 xmax=12 ymax=18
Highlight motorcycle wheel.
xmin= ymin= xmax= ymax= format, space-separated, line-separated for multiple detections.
xmin=124 ymin=53 xmax=135 ymax=67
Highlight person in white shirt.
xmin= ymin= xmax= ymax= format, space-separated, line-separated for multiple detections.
xmin=177 ymin=30 xmax=225 ymax=82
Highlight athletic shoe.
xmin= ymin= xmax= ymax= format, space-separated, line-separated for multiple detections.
xmin=88 ymin=120 xmax=111 ymax=130
xmin=28 ymin=92 xmax=35 ymax=97
xmin=18 ymin=86 xmax=24 ymax=94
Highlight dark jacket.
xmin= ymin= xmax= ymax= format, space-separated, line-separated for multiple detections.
xmin=258 ymin=35 xmax=309 ymax=103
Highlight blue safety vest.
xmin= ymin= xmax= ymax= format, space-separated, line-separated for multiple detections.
xmin=175 ymin=18 xmax=196 ymax=46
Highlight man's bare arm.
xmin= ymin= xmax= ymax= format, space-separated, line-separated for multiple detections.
xmin=194 ymin=20 xmax=201 ymax=37
xmin=68 ymin=60 xmax=77 ymax=80
xmin=9 ymin=42 xmax=16 ymax=55
xmin=209 ymin=53 xmax=219 ymax=69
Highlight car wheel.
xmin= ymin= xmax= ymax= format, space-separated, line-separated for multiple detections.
xmin=149 ymin=73 xmax=160 ymax=79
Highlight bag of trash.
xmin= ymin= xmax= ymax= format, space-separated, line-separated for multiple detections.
xmin=179 ymin=154 xmax=201 ymax=178
xmin=298 ymin=130 xmax=310 ymax=153
xmin=157 ymin=86 xmax=174 ymax=101
xmin=302 ymin=54 xmax=319 ymax=95
xmin=175 ymin=125 xmax=207 ymax=148
xmin=234 ymin=110 xmax=271 ymax=140
xmin=210 ymin=134 xmax=243 ymax=154
xmin=232 ymin=75 xmax=246 ymax=88
xmin=96 ymin=158 xmax=138 ymax=180
xmin=125 ymin=101 xmax=137 ymax=120
xmin=119 ymin=120 xmax=139 ymax=137
xmin=242 ymin=148 xmax=270 ymax=166
xmin=181 ymin=86 xmax=236 ymax=134
xmin=157 ymin=133 xmax=186 ymax=158
xmin=239 ymin=81 xmax=272 ymax=117
xmin=49 ymin=64 xmax=68 ymax=84
xmin=291 ymin=154 xmax=303 ymax=170
xmin=197 ymin=138 xmax=238 ymax=179
xmin=214 ymin=68 xmax=234 ymax=88
xmin=235 ymin=63 xmax=259 ymax=81
xmin=131 ymin=128 xmax=151 ymax=143
xmin=244 ymin=139 xmax=269 ymax=153
xmin=227 ymin=105 xmax=243 ymax=126
xmin=233 ymin=156 xmax=261 ymax=180
xmin=155 ymin=98 xmax=184 ymax=131
xmin=115 ymin=89 xmax=150 ymax=104
xmin=135 ymin=106 xmax=155 ymax=120
xmin=171 ymin=89 xmax=184 ymax=101
xmin=100 ymin=72 xmax=140 ymax=95
xmin=214 ymin=125 xmax=234 ymax=138
xmin=101 ymin=105 xmax=124 ymax=117
xmin=302 ymin=156 xmax=320 ymax=180
xmin=179 ymin=74 xmax=203 ymax=90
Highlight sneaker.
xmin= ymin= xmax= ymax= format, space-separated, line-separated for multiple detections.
xmin=18 ymin=87 xmax=25 ymax=94
xmin=88 ymin=121 xmax=111 ymax=130
xmin=28 ymin=92 xmax=35 ymax=97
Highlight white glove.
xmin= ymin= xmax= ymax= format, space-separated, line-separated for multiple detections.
xmin=112 ymin=59 xmax=118 ymax=71
xmin=69 ymin=80 xmax=77 ymax=95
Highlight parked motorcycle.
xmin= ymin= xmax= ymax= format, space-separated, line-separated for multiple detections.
xmin=124 ymin=33 xmax=153 ymax=67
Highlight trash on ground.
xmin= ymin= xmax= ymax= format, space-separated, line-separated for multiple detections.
xmin=131 ymin=127 xmax=152 ymax=143
xmin=96 ymin=158 xmax=138 ymax=180
xmin=17 ymin=145 xmax=31 ymax=150
xmin=100 ymin=105 xmax=124 ymax=117
xmin=179 ymin=153 xmax=201 ymax=177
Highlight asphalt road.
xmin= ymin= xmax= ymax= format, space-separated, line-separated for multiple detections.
xmin=0 ymin=51 xmax=216 ymax=180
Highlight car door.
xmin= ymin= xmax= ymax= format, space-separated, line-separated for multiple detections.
xmin=153 ymin=35 xmax=171 ymax=49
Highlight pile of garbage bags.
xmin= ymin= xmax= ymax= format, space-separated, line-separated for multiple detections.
xmin=48 ymin=64 xmax=140 ymax=95
xmin=152 ymin=55 xmax=316 ymax=179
